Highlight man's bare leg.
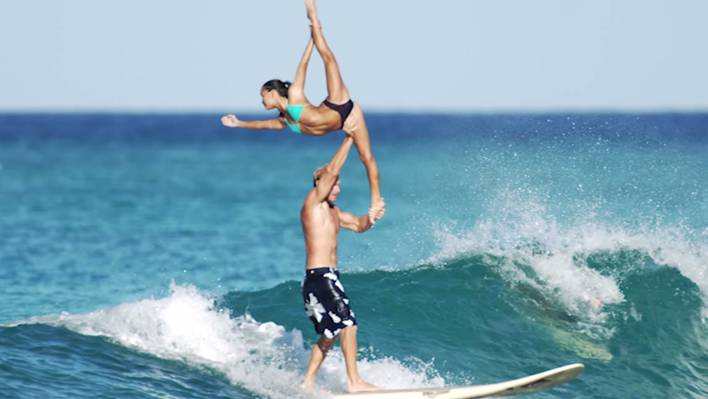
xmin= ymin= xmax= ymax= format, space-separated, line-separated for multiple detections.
xmin=340 ymin=326 xmax=380 ymax=393
xmin=303 ymin=336 xmax=336 ymax=390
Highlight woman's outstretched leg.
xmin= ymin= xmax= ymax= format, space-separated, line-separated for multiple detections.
xmin=305 ymin=0 xmax=350 ymax=104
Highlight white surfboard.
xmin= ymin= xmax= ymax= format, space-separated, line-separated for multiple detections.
xmin=333 ymin=363 xmax=584 ymax=399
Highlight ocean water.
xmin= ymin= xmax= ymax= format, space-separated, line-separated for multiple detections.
xmin=1 ymin=113 xmax=707 ymax=398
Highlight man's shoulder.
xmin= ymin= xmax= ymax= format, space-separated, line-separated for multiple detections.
xmin=301 ymin=189 xmax=317 ymax=207
xmin=301 ymin=193 xmax=328 ymax=213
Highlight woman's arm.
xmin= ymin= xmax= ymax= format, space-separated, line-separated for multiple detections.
xmin=221 ymin=114 xmax=285 ymax=130
xmin=290 ymin=38 xmax=314 ymax=96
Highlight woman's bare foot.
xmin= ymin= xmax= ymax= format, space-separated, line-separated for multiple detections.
xmin=368 ymin=197 xmax=385 ymax=224
xmin=305 ymin=0 xmax=319 ymax=23
xmin=348 ymin=379 xmax=381 ymax=393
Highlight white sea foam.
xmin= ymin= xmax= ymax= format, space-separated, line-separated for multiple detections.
xmin=19 ymin=283 xmax=443 ymax=399
xmin=430 ymin=190 xmax=708 ymax=330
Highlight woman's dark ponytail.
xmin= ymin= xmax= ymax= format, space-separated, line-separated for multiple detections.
xmin=262 ymin=79 xmax=291 ymax=98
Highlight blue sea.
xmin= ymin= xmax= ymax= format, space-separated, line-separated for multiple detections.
xmin=1 ymin=113 xmax=706 ymax=398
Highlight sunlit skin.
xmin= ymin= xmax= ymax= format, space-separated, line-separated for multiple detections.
xmin=222 ymin=0 xmax=385 ymax=392
xmin=221 ymin=0 xmax=383 ymax=216
xmin=300 ymin=135 xmax=384 ymax=393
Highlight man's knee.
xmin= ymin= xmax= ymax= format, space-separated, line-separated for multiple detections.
xmin=317 ymin=336 xmax=336 ymax=352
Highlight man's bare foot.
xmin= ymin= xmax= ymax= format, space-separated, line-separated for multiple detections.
xmin=301 ymin=379 xmax=316 ymax=392
xmin=302 ymin=381 xmax=331 ymax=398
xmin=348 ymin=379 xmax=381 ymax=393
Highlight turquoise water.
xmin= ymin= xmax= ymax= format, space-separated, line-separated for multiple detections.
xmin=1 ymin=113 xmax=707 ymax=398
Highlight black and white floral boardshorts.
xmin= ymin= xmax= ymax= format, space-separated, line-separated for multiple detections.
xmin=302 ymin=267 xmax=357 ymax=339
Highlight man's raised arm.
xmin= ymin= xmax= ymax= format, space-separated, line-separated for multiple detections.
xmin=312 ymin=136 xmax=354 ymax=202
xmin=337 ymin=200 xmax=385 ymax=233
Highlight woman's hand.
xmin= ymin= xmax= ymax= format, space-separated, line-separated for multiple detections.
xmin=221 ymin=114 xmax=241 ymax=128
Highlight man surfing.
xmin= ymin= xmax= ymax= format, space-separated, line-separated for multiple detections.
xmin=300 ymin=127 xmax=384 ymax=393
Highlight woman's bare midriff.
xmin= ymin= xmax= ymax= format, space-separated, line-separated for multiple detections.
xmin=297 ymin=104 xmax=342 ymax=135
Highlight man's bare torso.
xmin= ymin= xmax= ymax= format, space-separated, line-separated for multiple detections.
xmin=301 ymin=200 xmax=340 ymax=269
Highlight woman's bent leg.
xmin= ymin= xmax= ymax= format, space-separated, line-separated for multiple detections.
xmin=346 ymin=104 xmax=382 ymax=207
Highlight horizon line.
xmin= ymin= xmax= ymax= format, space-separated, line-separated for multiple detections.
xmin=2 ymin=107 xmax=708 ymax=115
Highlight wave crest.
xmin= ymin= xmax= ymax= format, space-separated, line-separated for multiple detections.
xmin=14 ymin=283 xmax=444 ymax=398
xmin=430 ymin=191 xmax=708 ymax=337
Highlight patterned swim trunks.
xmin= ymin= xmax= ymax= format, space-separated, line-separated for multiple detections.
xmin=302 ymin=267 xmax=357 ymax=339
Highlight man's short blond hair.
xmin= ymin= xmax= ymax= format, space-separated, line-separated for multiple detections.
xmin=312 ymin=165 xmax=327 ymax=187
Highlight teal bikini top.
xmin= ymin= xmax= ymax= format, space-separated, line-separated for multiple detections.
xmin=284 ymin=104 xmax=304 ymax=134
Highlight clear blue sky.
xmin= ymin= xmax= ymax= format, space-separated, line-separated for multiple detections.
xmin=2 ymin=0 xmax=707 ymax=112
